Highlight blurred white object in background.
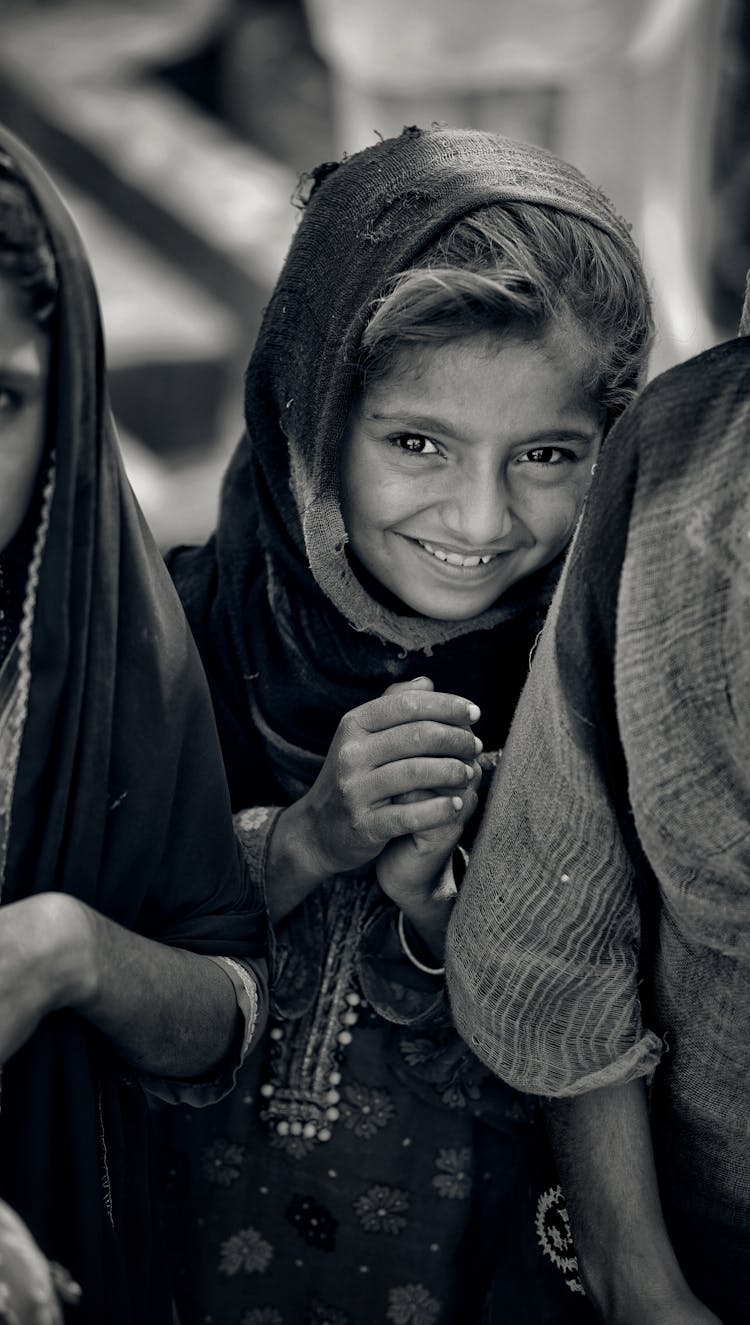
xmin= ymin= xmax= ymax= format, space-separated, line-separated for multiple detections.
xmin=306 ymin=0 xmax=724 ymax=373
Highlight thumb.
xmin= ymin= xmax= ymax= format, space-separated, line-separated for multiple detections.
xmin=411 ymin=820 xmax=463 ymax=857
xmin=411 ymin=785 xmax=478 ymax=855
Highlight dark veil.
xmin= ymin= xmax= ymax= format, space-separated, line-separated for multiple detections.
xmin=0 ymin=128 xmax=263 ymax=1323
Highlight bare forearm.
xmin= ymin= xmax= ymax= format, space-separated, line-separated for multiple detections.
xmin=44 ymin=895 xmax=242 ymax=1079
xmin=77 ymin=904 xmax=243 ymax=1077
xmin=544 ymin=1081 xmax=720 ymax=1323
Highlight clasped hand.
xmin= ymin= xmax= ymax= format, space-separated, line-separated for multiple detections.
xmin=285 ymin=678 xmax=481 ymax=946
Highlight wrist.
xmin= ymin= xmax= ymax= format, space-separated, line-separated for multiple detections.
xmin=579 ymin=1230 xmax=697 ymax=1323
xmin=592 ymin=1278 xmax=713 ymax=1325
xmin=266 ymin=800 xmax=330 ymax=923
xmin=398 ymin=901 xmax=452 ymax=967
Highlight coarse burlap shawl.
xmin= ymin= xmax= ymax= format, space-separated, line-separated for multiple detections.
xmin=446 ymin=335 xmax=750 ymax=1100
xmin=0 ymin=129 xmax=265 ymax=1324
xmin=170 ymin=125 xmax=643 ymax=806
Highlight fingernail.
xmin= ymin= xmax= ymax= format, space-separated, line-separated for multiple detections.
xmin=451 ymin=796 xmax=464 ymax=811
xmin=464 ymin=763 xmax=475 ymax=780
xmin=467 ymin=702 xmax=481 ymax=723
xmin=473 ymin=736 xmax=483 ymax=754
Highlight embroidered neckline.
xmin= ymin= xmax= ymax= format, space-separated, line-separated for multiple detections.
xmin=259 ymin=880 xmax=369 ymax=1156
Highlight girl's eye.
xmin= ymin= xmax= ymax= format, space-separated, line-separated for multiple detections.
xmin=391 ymin=433 xmax=440 ymax=456
xmin=0 ymin=387 xmax=22 ymax=416
xmin=519 ymin=446 xmax=571 ymax=466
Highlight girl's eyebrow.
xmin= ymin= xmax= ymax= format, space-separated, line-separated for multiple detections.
xmin=367 ymin=411 xmax=601 ymax=446
xmin=367 ymin=410 xmax=462 ymax=438
xmin=514 ymin=427 xmax=602 ymax=446
xmin=0 ymin=364 xmax=45 ymax=388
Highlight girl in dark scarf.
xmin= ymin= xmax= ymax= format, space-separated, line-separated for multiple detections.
xmin=161 ymin=127 xmax=653 ymax=1323
xmin=0 ymin=131 xmax=267 ymax=1323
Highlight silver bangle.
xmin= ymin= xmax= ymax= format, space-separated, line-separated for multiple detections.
xmin=397 ymin=909 xmax=445 ymax=976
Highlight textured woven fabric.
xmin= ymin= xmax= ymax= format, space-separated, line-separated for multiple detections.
xmin=446 ymin=336 xmax=750 ymax=1313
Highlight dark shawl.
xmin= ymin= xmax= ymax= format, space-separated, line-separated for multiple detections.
xmin=169 ymin=126 xmax=643 ymax=806
xmin=0 ymin=129 xmax=264 ymax=1324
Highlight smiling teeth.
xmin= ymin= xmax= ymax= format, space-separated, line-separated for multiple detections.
xmin=418 ymin=540 xmax=495 ymax=567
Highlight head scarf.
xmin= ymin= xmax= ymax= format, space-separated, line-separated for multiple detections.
xmin=0 ymin=129 xmax=263 ymax=1324
xmin=170 ymin=126 xmax=644 ymax=806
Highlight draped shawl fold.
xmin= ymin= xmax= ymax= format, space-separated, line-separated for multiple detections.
xmin=0 ymin=129 xmax=264 ymax=1324
xmin=169 ymin=126 xmax=642 ymax=804
xmin=446 ymin=338 xmax=750 ymax=1306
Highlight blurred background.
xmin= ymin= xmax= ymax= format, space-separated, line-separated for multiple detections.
xmin=0 ymin=0 xmax=747 ymax=547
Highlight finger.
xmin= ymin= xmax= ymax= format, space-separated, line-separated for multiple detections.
xmin=383 ymin=676 xmax=434 ymax=696
xmin=422 ymin=760 xmax=482 ymax=800
xmin=367 ymin=756 xmax=477 ymax=802
xmin=368 ymin=794 xmax=466 ymax=842
xmin=349 ymin=690 xmax=481 ymax=736
xmin=411 ymin=787 xmax=478 ymax=854
xmin=349 ymin=720 xmax=482 ymax=772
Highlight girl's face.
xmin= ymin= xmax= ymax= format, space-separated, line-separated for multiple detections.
xmin=340 ymin=326 xmax=605 ymax=621
xmin=0 ymin=273 xmax=49 ymax=554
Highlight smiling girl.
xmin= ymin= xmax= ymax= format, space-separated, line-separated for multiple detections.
xmin=158 ymin=127 xmax=653 ymax=1323
xmin=340 ymin=326 xmax=601 ymax=623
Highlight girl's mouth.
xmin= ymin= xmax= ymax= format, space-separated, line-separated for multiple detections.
xmin=416 ymin=538 xmax=499 ymax=568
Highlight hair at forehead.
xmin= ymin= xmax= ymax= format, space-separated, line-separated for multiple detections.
xmin=0 ymin=150 xmax=57 ymax=323
xmin=359 ymin=200 xmax=653 ymax=431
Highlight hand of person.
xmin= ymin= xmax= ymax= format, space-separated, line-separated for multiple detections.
xmin=374 ymin=679 xmax=480 ymax=961
xmin=266 ymin=677 xmax=480 ymax=923
xmin=0 ymin=1197 xmax=77 ymax=1324
xmin=0 ymin=893 xmax=247 ymax=1080
xmin=0 ymin=894 xmax=91 ymax=1065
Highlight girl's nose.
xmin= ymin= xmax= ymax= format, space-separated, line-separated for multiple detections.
xmin=440 ymin=475 xmax=513 ymax=547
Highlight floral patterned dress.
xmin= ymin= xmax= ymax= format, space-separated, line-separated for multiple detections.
xmin=155 ymin=814 xmax=592 ymax=1325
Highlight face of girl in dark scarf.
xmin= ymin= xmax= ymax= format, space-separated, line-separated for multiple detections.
xmin=0 ymin=272 xmax=48 ymax=553
xmin=340 ymin=323 xmax=604 ymax=621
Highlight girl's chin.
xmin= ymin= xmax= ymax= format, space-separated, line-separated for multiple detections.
xmin=393 ymin=584 xmax=507 ymax=621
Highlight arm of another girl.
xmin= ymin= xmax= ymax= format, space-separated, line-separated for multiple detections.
xmin=0 ymin=891 xmax=261 ymax=1079
xmin=544 ymin=1082 xmax=722 ymax=1324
